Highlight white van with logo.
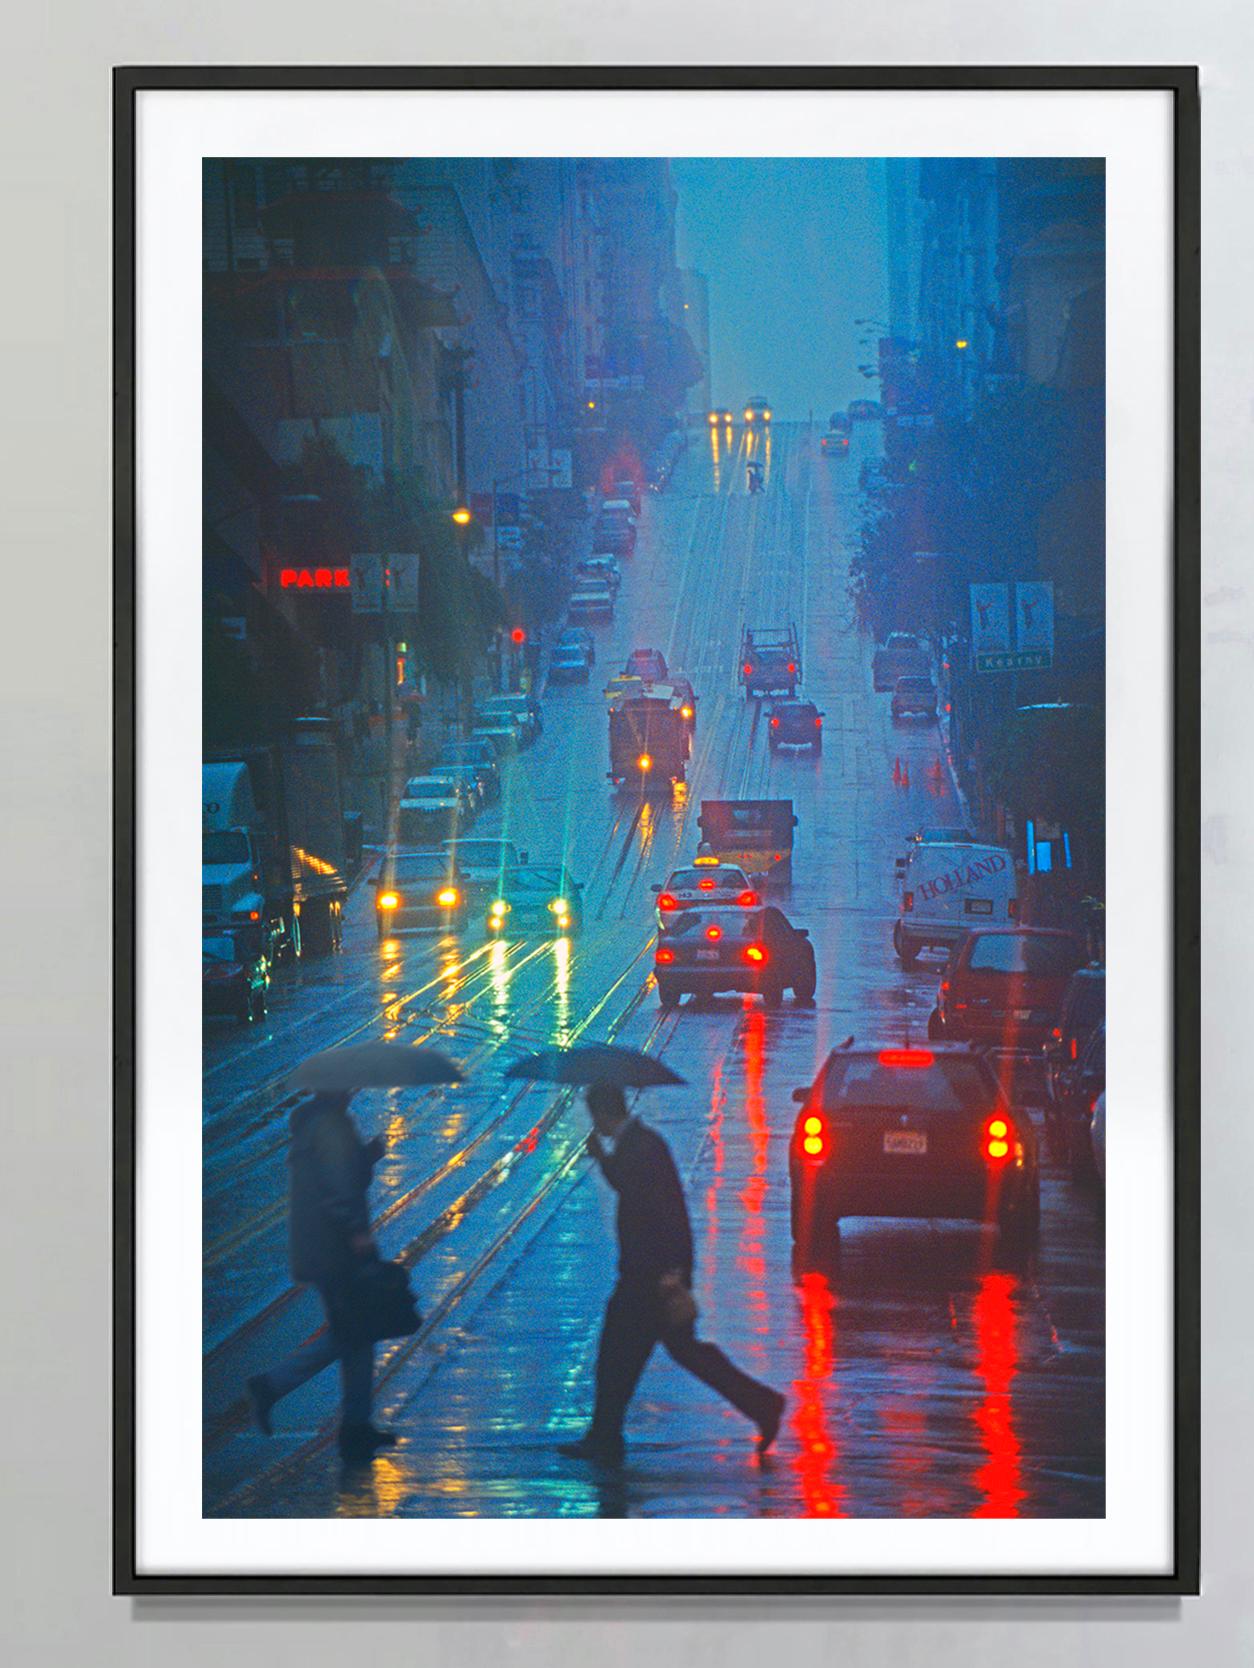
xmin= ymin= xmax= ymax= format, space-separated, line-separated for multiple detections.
xmin=894 ymin=841 xmax=1017 ymax=967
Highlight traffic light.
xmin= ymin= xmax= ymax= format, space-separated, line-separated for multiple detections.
xmin=509 ymin=627 xmax=527 ymax=646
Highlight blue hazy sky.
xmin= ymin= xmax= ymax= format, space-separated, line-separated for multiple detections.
xmin=672 ymin=158 xmax=888 ymax=421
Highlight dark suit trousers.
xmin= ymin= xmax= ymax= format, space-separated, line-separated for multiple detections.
xmin=589 ymin=1278 xmax=774 ymax=1442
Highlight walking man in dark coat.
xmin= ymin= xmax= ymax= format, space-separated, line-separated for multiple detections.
xmin=246 ymin=1092 xmax=396 ymax=1463
xmin=559 ymin=1082 xmax=785 ymax=1466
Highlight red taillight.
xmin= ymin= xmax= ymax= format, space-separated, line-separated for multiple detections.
xmin=736 ymin=890 xmax=761 ymax=907
xmin=940 ymin=979 xmax=950 ymax=993
xmin=657 ymin=892 xmax=679 ymax=911
xmin=743 ymin=663 xmax=754 ymax=677
xmin=815 ymin=716 xmax=822 ymax=727
xmin=983 ymin=1113 xmax=1013 ymax=1163
xmin=743 ymin=944 xmax=767 ymax=964
xmin=1050 ymin=1026 xmax=1062 ymax=1041
xmin=655 ymin=946 xmax=676 ymax=965
xmin=770 ymin=716 xmax=781 ymax=728
xmin=1089 ymin=1095 xmax=1099 ymax=1115
xmin=903 ymin=891 xmax=914 ymax=912
xmin=787 ymin=662 xmax=797 ymax=673
xmin=774 ymin=852 xmax=783 ymax=862
xmin=1070 ymin=1038 xmax=1078 ymax=1061
xmin=878 ymin=1049 xmax=934 ymax=1069
xmin=705 ymin=924 xmax=722 ymax=942
xmin=800 ymin=1112 xmax=827 ymax=1160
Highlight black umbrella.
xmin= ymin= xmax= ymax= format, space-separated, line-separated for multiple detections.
xmin=288 ymin=1042 xmax=463 ymax=1093
xmin=505 ymin=1043 xmax=685 ymax=1088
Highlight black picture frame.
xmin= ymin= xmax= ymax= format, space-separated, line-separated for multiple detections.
xmin=114 ymin=64 xmax=1200 ymax=1598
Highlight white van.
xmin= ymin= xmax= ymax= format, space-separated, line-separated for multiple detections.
xmin=894 ymin=841 xmax=1017 ymax=967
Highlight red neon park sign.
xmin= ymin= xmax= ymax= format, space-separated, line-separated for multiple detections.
xmin=279 ymin=567 xmax=351 ymax=591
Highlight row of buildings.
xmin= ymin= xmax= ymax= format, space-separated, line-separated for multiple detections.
xmin=203 ymin=158 xmax=706 ymax=800
xmin=872 ymin=157 xmax=1106 ymax=899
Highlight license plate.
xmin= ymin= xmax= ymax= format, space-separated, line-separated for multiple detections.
xmin=965 ymin=898 xmax=993 ymax=915
xmin=883 ymin=1130 xmax=927 ymax=1155
xmin=696 ymin=949 xmax=720 ymax=962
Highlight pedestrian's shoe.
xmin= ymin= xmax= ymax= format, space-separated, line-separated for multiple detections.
xmin=246 ymin=1373 xmax=275 ymax=1437
xmin=557 ymin=1433 xmax=625 ymax=1467
xmin=338 ymin=1422 xmax=399 ymax=1463
xmin=756 ymin=1389 xmax=787 ymax=1456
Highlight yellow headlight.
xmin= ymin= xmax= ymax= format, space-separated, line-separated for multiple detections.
xmin=548 ymin=898 xmax=569 ymax=914
xmin=637 ymin=754 xmax=652 ymax=772
xmin=436 ymin=887 xmax=459 ymax=907
xmin=744 ymin=410 xmax=753 ymax=422
xmin=490 ymin=900 xmax=509 ymax=916
xmin=763 ymin=410 xmax=772 ymax=421
xmin=708 ymin=412 xmax=718 ymax=425
xmin=377 ymin=891 xmax=400 ymax=911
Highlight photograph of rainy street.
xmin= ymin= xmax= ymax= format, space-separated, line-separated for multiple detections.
xmin=201 ymin=155 xmax=1106 ymax=1521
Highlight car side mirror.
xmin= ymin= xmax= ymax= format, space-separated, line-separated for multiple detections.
xmin=791 ymin=1087 xmax=808 ymax=1103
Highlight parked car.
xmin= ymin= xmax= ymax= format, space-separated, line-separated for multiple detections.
xmin=567 ymin=580 xmax=615 ymax=622
xmin=470 ymin=720 xmax=522 ymax=759
xmin=374 ymin=849 xmax=467 ymax=937
xmin=767 ymin=698 xmax=824 ymax=751
xmin=929 ymin=927 xmax=1087 ymax=1047
xmin=427 ymin=762 xmax=486 ymax=813
xmin=788 ymin=1042 xmax=1040 ymax=1266
xmin=576 ymin=555 xmax=621 ymax=596
xmin=1051 ymin=1019 xmax=1106 ymax=1181
xmin=653 ymin=905 xmax=816 ymax=1010
xmin=397 ymin=775 xmax=471 ymax=844
xmin=485 ymin=863 xmax=584 ymax=936
xmin=891 ymin=675 xmax=939 ymax=722
xmin=557 ymin=626 xmax=595 ymax=667
xmin=1044 ymin=966 xmax=1106 ymax=1106
xmin=202 ymin=925 xmax=269 ymax=1023
xmin=436 ymin=740 xmax=500 ymax=804
xmin=549 ymin=640 xmax=592 ymax=682
xmin=477 ymin=692 xmax=541 ymax=744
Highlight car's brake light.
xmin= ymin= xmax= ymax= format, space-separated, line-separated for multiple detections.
xmin=770 ymin=717 xmax=780 ymax=728
xmin=705 ymin=924 xmax=722 ymax=942
xmin=878 ymin=1049 xmax=934 ymax=1069
xmin=983 ymin=1114 xmax=1012 ymax=1162
xmin=787 ymin=661 xmax=797 ymax=673
xmin=800 ymin=1112 xmax=827 ymax=1159
xmin=1051 ymin=1026 xmax=1062 ymax=1041
xmin=902 ymin=891 xmax=914 ymax=912
xmin=1070 ymin=1038 xmax=1078 ymax=1061
xmin=698 ymin=878 xmax=716 ymax=890
xmin=815 ymin=716 xmax=822 ymax=727
xmin=655 ymin=946 xmax=675 ymax=965
xmin=736 ymin=890 xmax=761 ymax=907
xmin=657 ymin=892 xmax=679 ymax=911
xmin=681 ymin=705 xmax=694 ymax=719
xmin=774 ymin=852 xmax=782 ymax=862
xmin=743 ymin=944 xmax=767 ymax=964
xmin=377 ymin=891 xmax=400 ymax=911
xmin=940 ymin=980 xmax=950 ymax=993
xmin=743 ymin=663 xmax=754 ymax=677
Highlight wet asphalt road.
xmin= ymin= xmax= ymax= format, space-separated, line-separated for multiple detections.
xmin=202 ymin=420 xmax=1104 ymax=1520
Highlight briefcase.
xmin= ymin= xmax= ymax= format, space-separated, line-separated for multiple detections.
xmin=336 ymin=1256 xmax=423 ymax=1345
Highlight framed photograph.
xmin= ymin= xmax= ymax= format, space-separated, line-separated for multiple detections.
xmin=114 ymin=66 xmax=1199 ymax=1594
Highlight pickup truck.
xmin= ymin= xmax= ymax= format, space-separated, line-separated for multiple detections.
xmin=740 ymin=624 xmax=801 ymax=699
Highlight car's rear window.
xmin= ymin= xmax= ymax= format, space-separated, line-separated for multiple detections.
xmin=667 ymin=910 xmax=760 ymax=939
xmin=505 ymin=867 xmax=562 ymax=894
xmin=667 ymin=868 xmax=745 ymax=891
xmin=821 ymin=1053 xmax=990 ymax=1113
xmin=967 ymin=935 xmax=1083 ymax=976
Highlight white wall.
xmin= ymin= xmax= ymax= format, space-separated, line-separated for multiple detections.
xmin=0 ymin=1 xmax=1247 ymax=1661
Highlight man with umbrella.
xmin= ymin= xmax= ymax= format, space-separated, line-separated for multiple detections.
xmin=508 ymin=1047 xmax=784 ymax=1467
xmin=246 ymin=1043 xmax=458 ymax=1464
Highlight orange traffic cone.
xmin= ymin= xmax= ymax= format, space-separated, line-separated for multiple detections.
xmin=893 ymin=756 xmax=902 ymax=785
xmin=900 ymin=763 xmax=910 ymax=789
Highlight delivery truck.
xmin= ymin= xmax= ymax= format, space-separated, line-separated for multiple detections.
xmin=203 ymin=718 xmax=349 ymax=959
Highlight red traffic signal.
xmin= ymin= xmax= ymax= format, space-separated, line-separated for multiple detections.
xmin=509 ymin=627 xmax=527 ymax=645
